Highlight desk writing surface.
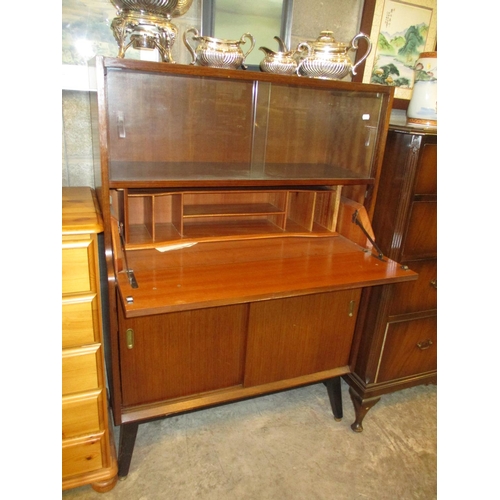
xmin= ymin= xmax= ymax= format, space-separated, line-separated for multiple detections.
xmin=116 ymin=236 xmax=417 ymax=317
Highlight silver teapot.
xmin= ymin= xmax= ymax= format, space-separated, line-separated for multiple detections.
xmin=183 ymin=27 xmax=255 ymax=70
xmin=296 ymin=30 xmax=372 ymax=80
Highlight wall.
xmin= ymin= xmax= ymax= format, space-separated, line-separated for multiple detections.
xmin=62 ymin=0 xmax=364 ymax=188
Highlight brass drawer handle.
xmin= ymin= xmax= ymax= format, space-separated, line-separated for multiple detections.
xmin=430 ymin=279 xmax=437 ymax=289
xmin=417 ymin=339 xmax=433 ymax=350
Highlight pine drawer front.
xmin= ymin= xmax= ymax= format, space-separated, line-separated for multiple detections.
xmin=62 ymin=238 xmax=97 ymax=295
xmin=62 ymin=295 xmax=99 ymax=348
xmin=376 ymin=316 xmax=437 ymax=383
xmin=62 ymin=391 xmax=102 ymax=439
xmin=62 ymin=345 xmax=101 ymax=396
xmin=62 ymin=433 xmax=105 ymax=478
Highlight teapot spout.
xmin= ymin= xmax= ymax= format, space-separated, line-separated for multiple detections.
xmin=274 ymin=36 xmax=287 ymax=52
xmin=259 ymin=46 xmax=276 ymax=56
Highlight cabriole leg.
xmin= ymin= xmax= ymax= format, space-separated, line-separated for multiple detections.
xmin=349 ymin=387 xmax=380 ymax=432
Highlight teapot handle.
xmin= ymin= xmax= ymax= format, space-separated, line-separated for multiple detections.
xmin=350 ymin=33 xmax=372 ymax=76
xmin=240 ymin=33 xmax=256 ymax=69
xmin=295 ymin=42 xmax=311 ymax=76
xmin=183 ymin=27 xmax=199 ymax=65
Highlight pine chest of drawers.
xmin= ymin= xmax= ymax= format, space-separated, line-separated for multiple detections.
xmin=62 ymin=187 xmax=118 ymax=492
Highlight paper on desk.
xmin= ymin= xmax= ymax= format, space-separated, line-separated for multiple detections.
xmin=155 ymin=242 xmax=198 ymax=252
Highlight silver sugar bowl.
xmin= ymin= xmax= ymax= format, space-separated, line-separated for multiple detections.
xmin=183 ymin=27 xmax=255 ymax=70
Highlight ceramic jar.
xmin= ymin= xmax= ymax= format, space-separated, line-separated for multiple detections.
xmin=407 ymin=52 xmax=437 ymax=127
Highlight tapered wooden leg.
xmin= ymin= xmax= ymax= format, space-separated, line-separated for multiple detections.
xmin=348 ymin=387 xmax=380 ymax=432
xmin=118 ymin=422 xmax=139 ymax=478
xmin=325 ymin=377 xmax=343 ymax=421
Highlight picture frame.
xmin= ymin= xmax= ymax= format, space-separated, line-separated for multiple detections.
xmin=353 ymin=0 xmax=437 ymax=106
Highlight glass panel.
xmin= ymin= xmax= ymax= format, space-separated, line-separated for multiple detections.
xmin=105 ymin=67 xmax=384 ymax=185
xmin=106 ymin=69 xmax=255 ymax=181
xmin=261 ymin=86 xmax=383 ymax=179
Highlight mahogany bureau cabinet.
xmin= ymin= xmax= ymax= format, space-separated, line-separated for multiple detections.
xmin=344 ymin=124 xmax=437 ymax=431
xmin=89 ymin=56 xmax=417 ymax=477
xmin=62 ymin=187 xmax=118 ymax=492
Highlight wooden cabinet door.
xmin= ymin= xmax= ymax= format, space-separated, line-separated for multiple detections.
xmin=118 ymin=304 xmax=248 ymax=407
xmin=244 ymin=290 xmax=360 ymax=387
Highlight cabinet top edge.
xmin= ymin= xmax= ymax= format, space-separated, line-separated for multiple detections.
xmin=389 ymin=124 xmax=438 ymax=136
xmin=62 ymin=187 xmax=104 ymax=234
xmin=91 ymin=55 xmax=395 ymax=96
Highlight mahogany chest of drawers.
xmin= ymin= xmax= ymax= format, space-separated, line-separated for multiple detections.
xmin=344 ymin=125 xmax=437 ymax=431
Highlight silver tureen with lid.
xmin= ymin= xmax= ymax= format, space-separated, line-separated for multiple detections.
xmin=110 ymin=0 xmax=194 ymax=62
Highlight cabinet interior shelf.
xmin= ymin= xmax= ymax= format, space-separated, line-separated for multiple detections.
xmin=183 ymin=203 xmax=283 ymax=217
xmin=115 ymin=186 xmax=342 ymax=249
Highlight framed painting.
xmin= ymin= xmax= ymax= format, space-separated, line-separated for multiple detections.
xmin=353 ymin=0 xmax=437 ymax=103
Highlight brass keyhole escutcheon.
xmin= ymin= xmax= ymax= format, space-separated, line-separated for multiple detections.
xmin=126 ymin=328 xmax=134 ymax=349
xmin=348 ymin=300 xmax=356 ymax=317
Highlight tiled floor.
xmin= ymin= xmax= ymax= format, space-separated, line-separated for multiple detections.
xmin=62 ymin=380 xmax=437 ymax=499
